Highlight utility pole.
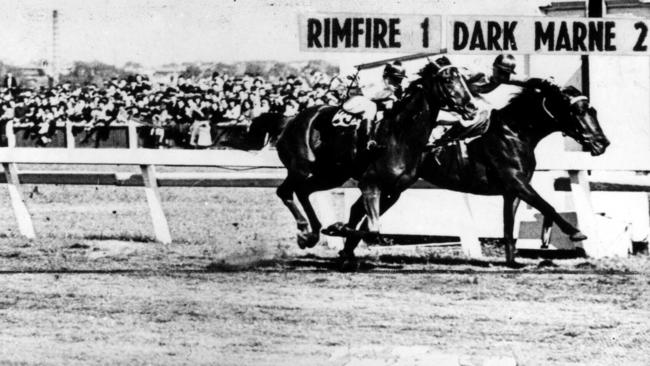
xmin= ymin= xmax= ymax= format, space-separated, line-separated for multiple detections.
xmin=52 ymin=9 xmax=59 ymax=84
xmin=582 ymin=0 xmax=603 ymax=97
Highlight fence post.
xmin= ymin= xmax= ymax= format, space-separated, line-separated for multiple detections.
xmin=65 ymin=121 xmax=74 ymax=149
xmin=2 ymin=121 xmax=36 ymax=239
xmin=568 ymin=170 xmax=595 ymax=253
xmin=2 ymin=163 xmax=35 ymax=238
xmin=459 ymin=193 xmax=483 ymax=258
xmin=5 ymin=120 xmax=16 ymax=148
xmin=2 ymin=122 xmax=35 ymax=238
xmin=128 ymin=120 xmax=138 ymax=149
xmin=140 ymin=164 xmax=172 ymax=244
xmin=313 ymin=189 xmax=345 ymax=249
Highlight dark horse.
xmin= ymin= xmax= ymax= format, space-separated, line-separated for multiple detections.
xmin=276 ymin=57 xmax=477 ymax=250
xmin=215 ymin=112 xmax=289 ymax=150
xmin=416 ymin=80 xmax=610 ymax=264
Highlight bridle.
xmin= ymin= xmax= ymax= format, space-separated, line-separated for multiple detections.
xmin=542 ymin=94 xmax=588 ymax=121
xmin=429 ymin=61 xmax=476 ymax=113
xmin=542 ymin=93 xmax=591 ymax=143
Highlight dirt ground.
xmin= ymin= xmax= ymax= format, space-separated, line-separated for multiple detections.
xmin=0 ymin=184 xmax=648 ymax=365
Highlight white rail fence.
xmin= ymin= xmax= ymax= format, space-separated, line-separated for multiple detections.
xmin=1 ymin=121 xmax=648 ymax=257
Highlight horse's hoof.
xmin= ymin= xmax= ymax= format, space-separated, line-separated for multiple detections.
xmin=506 ymin=260 xmax=525 ymax=269
xmin=297 ymin=232 xmax=319 ymax=249
xmin=337 ymin=250 xmax=358 ymax=272
xmin=570 ymin=231 xmax=588 ymax=242
xmin=339 ymin=257 xmax=359 ymax=272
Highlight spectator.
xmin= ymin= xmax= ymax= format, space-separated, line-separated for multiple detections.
xmin=0 ymin=68 xmax=342 ymax=148
xmin=3 ymin=73 xmax=18 ymax=90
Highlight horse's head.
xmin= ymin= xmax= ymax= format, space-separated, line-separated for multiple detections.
xmin=417 ymin=56 xmax=478 ymax=120
xmin=542 ymin=85 xmax=609 ymax=156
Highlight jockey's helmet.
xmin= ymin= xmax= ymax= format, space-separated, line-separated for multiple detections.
xmin=383 ymin=61 xmax=407 ymax=81
xmin=493 ymin=54 xmax=517 ymax=74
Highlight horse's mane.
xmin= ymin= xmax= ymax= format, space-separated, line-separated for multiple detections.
xmin=561 ymin=85 xmax=583 ymax=98
xmin=394 ymin=56 xmax=453 ymax=112
xmin=402 ymin=56 xmax=452 ymax=95
xmin=506 ymin=79 xmax=568 ymax=115
xmin=498 ymin=81 xmax=588 ymax=135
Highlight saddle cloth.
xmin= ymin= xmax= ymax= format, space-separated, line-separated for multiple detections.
xmin=332 ymin=95 xmax=378 ymax=129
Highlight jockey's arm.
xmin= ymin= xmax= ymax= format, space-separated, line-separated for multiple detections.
xmin=462 ymin=71 xmax=492 ymax=96
xmin=438 ymin=103 xmax=490 ymax=128
xmin=464 ymin=71 xmax=487 ymax=85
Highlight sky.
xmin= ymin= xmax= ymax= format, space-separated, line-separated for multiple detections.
xmin=0 ymin=0 xmax=550 ymax=69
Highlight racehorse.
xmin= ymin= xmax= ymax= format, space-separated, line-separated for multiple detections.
xmin=243 ymin=112 xmax=289 ymax=149
xmin=211 ymin=112 xmax=289 ymax=150
xmin=276 ymin=57 xmax=478 ymax=250
xmin=415 ymin=80 xmax=610 ymax=265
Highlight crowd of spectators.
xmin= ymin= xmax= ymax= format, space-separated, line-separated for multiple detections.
xmin=0 ymin=70 xmax=344 ymax=148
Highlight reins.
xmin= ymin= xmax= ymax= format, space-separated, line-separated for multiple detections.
xmin=542 ymin=94 xmax=588 ymax=121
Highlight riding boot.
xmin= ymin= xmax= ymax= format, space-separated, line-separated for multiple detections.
xmin=365 ymin=118 xmax=381 ymax=153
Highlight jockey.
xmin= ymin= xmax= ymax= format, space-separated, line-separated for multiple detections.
xmin=366 ymin=61 xmax=407 ymax=149
xmin=335 ymin=61 xmax=408 ymax=151
xmin=435 ymin=54 xmax=523 ymax=143
xmin=373 ymin=61 xmax=407 ymax=109
xmin=467 ymin=53 xmax=519 ymax=94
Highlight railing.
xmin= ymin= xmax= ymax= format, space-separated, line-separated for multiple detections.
xmin=1 ymin=119 xmax=648 ymax=257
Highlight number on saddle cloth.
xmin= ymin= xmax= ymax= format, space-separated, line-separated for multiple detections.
xmin=332 ymin=96 xmax=378 ymax=129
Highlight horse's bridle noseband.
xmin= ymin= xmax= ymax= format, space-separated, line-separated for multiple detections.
xmin=542 ymin=95 xmax=588 ymax=121
xmin=542 ymin=94 xmax=591 ymax=143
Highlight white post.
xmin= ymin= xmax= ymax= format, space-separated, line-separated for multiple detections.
xmin=569 ymin=170 xmax=595 ymax=253
xmin=65 ymin=121 xmax=74 ymax=149
xmin=2 ymin=162 xmax=35 ymax=238
xmin=460 ymin=193 xmax=483 ymax=258
xmin=2 ymin=121 xmax=35 ymax=238
xmin=128 ymin=120 xmax=138 ymax=149
xmin=313 ymin=189 xmax=345 ymax=249
xmin=5 ymin=120 xmax=16 ymax=148
xmin=140 ymin=164 xmax=172 ymax=244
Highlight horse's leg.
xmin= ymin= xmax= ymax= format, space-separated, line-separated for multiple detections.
xmin=541 ymin=215 xmax=553 ymax=249
xmin=294 ymin=175 xmax=347 ymax=249
xmin=277 ymin=174 xmax=311 ymax=249
xmin=510 ymin=182 xmax=586 ymax=241
xmin=503 ymin=194 xmax=521 ymax=265
xmin=361 ymin=184 xmax=381 ymax=233
xmin=338 ymin=196 xmax=368 ymax=259
xmin=340 ymin=191 xmax=401 ymax=265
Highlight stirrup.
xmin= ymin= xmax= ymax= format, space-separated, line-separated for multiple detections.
xmin=366 ymin=140 xmax=379 ymax=151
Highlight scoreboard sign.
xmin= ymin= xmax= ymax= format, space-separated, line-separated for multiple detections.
xmin=448 ymin=16 xmax=650 ymax=55
xmin=299 ymin=13 xmax=650 ymax=55
xmin=299 ymin=13 xmax=442 ymax=53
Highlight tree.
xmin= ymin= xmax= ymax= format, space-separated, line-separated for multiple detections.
xmin=60 ymin=61 xmax=128 ymax=86
xmin=244 ymin=62 xmax=267 ymax=77
xmin=180 ymin=64 xmax=202 ymax=79
xmin=267 ymin=62 xmax=299 ymax=79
